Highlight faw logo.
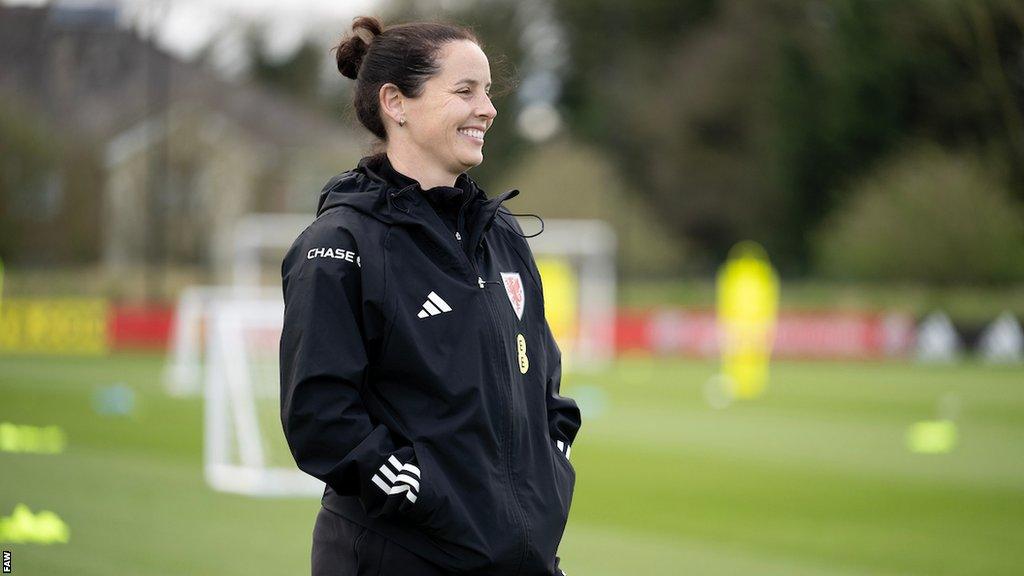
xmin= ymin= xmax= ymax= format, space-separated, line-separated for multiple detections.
xmin=500 ymin=272 xmax=525 ymax=321
xmin=307 ymin=247 xmax=360 ymax=267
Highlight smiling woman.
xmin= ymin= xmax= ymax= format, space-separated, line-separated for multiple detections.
xmin=334 ymin=16 xmax=496 ymax=189
xmin=280 ymin=14 xmax=579 ymax=576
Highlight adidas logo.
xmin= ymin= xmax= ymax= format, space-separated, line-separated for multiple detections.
xmin=371 ymin=455 xmax=421 ymax=504
xmin=417 ymin=291 xmax=452 ymax=318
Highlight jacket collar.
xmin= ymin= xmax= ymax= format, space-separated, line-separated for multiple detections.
xmin=319 ymin=155 xmax=519 ymax=246
xmin=377 ymin=154 xmax=473 ymax=214
xmin=386 ymin=181 xmax=520 ymax=252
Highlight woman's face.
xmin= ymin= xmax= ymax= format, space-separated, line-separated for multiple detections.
xmin=401 ymin=40 xmax=497 ymax=175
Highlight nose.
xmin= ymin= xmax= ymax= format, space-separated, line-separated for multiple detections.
xmin=478 ymin=94 xmax=497 ymax=121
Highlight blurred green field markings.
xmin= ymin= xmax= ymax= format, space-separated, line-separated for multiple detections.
xmin=1 ymin=354 xmax=1022 ymax=575
xmin=1 ymin=447 xmax=314 ymax=575
xmin=562 ymin=357 xmax=1024 ymax=575
xmin=573 ymin=359 xmax=1024 ymax=489
xmin=0 ymin=354 xmax=202 ymax=464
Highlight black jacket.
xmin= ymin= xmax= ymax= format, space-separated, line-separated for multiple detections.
xmin=280 ymin=155 xmax=582 ymax=575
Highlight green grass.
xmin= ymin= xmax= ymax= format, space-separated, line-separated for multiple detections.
xmin=1 ymin=353 xmax=1022 ymax=575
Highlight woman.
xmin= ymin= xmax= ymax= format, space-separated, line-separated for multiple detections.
xmin=280 ymin=16 xmax=581 ymax=576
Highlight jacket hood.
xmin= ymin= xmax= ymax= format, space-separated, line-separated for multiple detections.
xmin=315 ymin=155 xmax=394 ymax=221
xmin=315 ymin=155 xmax=520 ymax=232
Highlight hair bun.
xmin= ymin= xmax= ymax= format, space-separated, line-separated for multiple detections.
xmin=335 ymin=16 xmax=384 ymax=80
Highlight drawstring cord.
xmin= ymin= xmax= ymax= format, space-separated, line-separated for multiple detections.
xmin=477 ymin=211 xmax=544 ymax=289
xmin=497 ymin=211 xmax=545 ymax=239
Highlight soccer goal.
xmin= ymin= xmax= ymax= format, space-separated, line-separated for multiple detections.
xmin=164 ymin=213 xmax=311 ymax=397
xmin=163 ymin=285 xmax=281 ymax=397
xmin=165 ymin=213 xmax=319 ymax=496
xmin=526 ymin=219 xmax=617 ymax=371
xmin=203 ymin=296 xmax=323 ymax=496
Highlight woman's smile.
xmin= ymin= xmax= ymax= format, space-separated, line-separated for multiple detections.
xmin=458 ymin=127 xmax=486 ymax=144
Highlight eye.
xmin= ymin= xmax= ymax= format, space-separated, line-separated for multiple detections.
xmin=458 ymin=88 xmax=472 ymax=95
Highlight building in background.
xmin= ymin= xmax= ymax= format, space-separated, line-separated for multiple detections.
xmin=0 ymin=4 xmax=363 ymax=299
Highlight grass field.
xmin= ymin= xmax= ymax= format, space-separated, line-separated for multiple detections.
xmin=1 ymin=353 xmax=1022 ymax=575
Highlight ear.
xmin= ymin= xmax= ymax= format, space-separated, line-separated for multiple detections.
xmin=379 ymin=83 xmax=406 ymax=125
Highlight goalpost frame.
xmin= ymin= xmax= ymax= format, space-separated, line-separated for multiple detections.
xmin=526 ymin=219 xmax=617 ymax=371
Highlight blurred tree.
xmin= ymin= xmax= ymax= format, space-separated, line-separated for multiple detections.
xmin=775 ymin=0 xmax=1024 ymax=272
xmin=0 ymin=100 xmax=102 ymax=264
xmin=556 ymin=0 xmax=789 ymax=271
xmin=928 ymin=0 xmax=1024 ymax=184
xmin=246 ymin=28 xmax=325 ymax=106
xmin=553 ymin=0 xmax=1024 ymax=277
xmin=772 ymin=0 xmax=914 ymax=270
xmin=814 ymin=145 xmax=1024 ymax=283
xmin=0 ymin=101 xmax=54 ymax=260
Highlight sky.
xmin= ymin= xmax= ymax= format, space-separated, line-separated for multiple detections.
xmin=3 ymin=0 xmax=380 ymax=59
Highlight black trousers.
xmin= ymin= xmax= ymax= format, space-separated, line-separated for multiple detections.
xmin=311 ymin=506 xmax=450 ymax=576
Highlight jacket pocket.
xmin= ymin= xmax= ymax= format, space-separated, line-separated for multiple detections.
xmin=403 ymin=442 xmax=450 ymax=535
xmin=552 ymin=440 xmax=576 ymax=475
xmin=551 ymin=440 xmax=576 ymax=512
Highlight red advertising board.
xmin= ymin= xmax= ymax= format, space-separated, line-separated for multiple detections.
xmin=617 ymin=309 xmax=915 ymax=359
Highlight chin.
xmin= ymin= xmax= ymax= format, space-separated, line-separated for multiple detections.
xmin=460 ymin=150 xmax=485 ymax=169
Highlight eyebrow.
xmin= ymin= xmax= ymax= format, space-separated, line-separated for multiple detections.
xmin=456 ymin=79 xmax=492 ymax=88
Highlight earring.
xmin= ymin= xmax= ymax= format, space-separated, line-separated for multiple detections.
xmin=398 ymin=117 xmax=406 ymax=127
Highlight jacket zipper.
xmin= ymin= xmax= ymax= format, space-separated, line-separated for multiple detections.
xmin=396 ymin=190 xmax=530 ymax=572
xmin=480 ymin=280 xmax=530 ymax=575
xmin=455 ymin=192 xmax=470 ymax=249
xmin=437 ymin=205 xmax=530 ymax=574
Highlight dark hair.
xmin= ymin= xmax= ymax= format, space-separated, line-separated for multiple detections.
xmin=333 ymin=16 xmax=480 ymax=140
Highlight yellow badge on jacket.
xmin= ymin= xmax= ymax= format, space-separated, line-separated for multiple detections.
xmin=516 ymin=333 xmax=529 ymax=374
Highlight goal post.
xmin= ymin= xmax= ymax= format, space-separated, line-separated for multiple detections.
xmin=164 ymin=285 xmax=281 ymax=397
xmin=203 ymin=297 xmax=324 ymax=496
xmin=164 ymin=213 xmax=319 ymax=496
xmin=527 ymin=219 xmax=617 ymax=371
xmin=165 ymin=213 xmax=311 ymax=397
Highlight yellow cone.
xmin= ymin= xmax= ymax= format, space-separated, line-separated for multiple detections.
xmin=906 ymin=420 xmax=958 ymax=454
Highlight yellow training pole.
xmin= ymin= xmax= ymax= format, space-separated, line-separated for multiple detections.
xmin=715 ymin=242 xmax=779 ymax=400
